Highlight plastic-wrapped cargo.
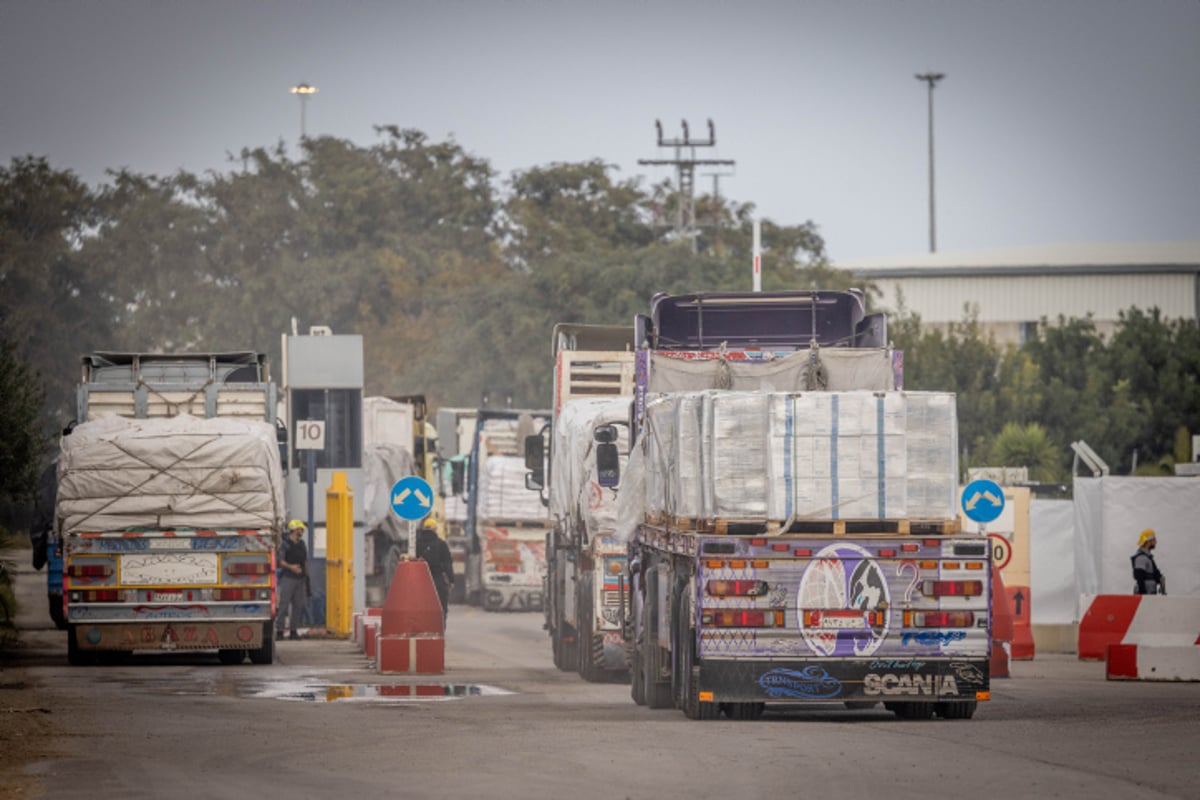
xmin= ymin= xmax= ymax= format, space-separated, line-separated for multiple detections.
xmin=550 ymin=397 xmax=630 ymax=538
xmin=478 ymin=455 xmax=548 ymax=522
xmin=56 ymin=414 xmax=286 ymax=536
xmin=640 ymin=390 xmax=959 ymax=525
xmin=362 ymin=442 xmax=416 ymax=535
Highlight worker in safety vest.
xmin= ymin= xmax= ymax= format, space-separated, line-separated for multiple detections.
xmin=1131 ymin=528 xmax=1165 ymax=595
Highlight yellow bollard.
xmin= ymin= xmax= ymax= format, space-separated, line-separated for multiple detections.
xmin=325 ymin=471 xmax=354 ymax=637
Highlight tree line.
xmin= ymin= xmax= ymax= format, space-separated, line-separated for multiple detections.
xmin=2 ymin=130 xmax=1196 ymax=510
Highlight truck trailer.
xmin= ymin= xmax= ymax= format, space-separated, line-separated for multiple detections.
xmin=58 ymin=352 xmax=285 ymax=665
xmin=615 ymin=291 xmax=990 ymax=720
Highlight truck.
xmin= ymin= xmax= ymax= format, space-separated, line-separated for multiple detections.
xmin=613 ymin=290 xmax=990 ymax=720
xmin=527 ymin=324 xmax=636 ymax=679
xmin=460 ymin=409 xmax=551 ymax=611
xmin=57 ymin=352 xmax=285 ymax=665
xmin=436 ymin=407 xmax=478 ymax=603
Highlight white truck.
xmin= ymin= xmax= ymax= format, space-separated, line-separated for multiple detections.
xmin=461 ymin=409 xmax=551 ymax=611
xmin=58 ymin=352 xmax=285 ymax=665
xmin=526 ymin=324 xmax=636 ymax=679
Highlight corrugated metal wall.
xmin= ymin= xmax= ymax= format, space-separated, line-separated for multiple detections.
xmin=871 ymin=273 xmax=1196 ymax=339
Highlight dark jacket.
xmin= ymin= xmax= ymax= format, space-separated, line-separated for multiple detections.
xmin=416 ymin=529 xmax=454 ymax=590
xmin=279 ymin=536 xmax=308 ymax=579
xmin=30 ymin=462 xmax=57 ymax=570
xmin=1131 ymin=547 xmax=1163 ymax=595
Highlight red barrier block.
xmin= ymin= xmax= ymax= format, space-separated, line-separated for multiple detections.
xmin=1078 ymin=596 xmax=1141 ymax=660
xmin=1106 ymin=644 xmax=1139 ymax=679
xmin=1007 ymin=584 xmax=1035 ymax=660
xmin=364 ymin=619 xmax=379 ymax=660
xmin=377 ymin=635 xmax=445 ymax=674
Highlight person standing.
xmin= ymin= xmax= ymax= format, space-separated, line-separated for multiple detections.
xmin=1131 ymin=528 xmax=1165 ymax=595
xmin=277 ymin=519 xmax=309 ymax=640
xmin=416 ymin=519 xmax=454 ymax=627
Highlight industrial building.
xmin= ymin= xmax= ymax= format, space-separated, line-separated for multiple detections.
xmin=838 ymin=242 xmax=1200 ymax=345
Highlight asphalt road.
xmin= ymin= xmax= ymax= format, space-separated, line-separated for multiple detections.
xmin=3 ymin=558 xmax=1199 ymax=800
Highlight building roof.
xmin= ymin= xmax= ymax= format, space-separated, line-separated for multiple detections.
xmin=836 ymin=242 xmax=1200 ymax=278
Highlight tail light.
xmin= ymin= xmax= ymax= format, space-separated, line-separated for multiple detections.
xmin=701 ymin=609 xmax=784 ymax=628
xmin=921 ymin=580 xmax=983 ymax=597
xmin=68 ymin=564 xmax=113 ymax=578
xmin=905 ymin=610 xmax=975 ymax=628
xmin=226 ymin=562 xmax=271 ymax=576
xmin=705 ymin=579 xmax=769 ymax=597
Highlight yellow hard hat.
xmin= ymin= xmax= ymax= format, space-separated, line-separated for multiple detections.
xmin=422 ymin=518 xmax=439 ymax=530
xmin=287 ymin=519 xmax=307 ymax=532
xmin=1138 ymin=528 xmax=1156 ymax=547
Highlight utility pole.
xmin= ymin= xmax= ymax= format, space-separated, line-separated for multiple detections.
xmin=290 ymin=82 xmax=318 ymax=140
xmin=639 ymin=119 xmax=735 ymax=252
xmin=915 ymin=72 xmax=944 ymax=253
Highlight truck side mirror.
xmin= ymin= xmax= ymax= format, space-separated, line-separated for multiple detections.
xmin=276 ymin=420 xmax=289 ymax=476
xmin=450 ymin=460 xmax=465 ymax=496
xmin=594 ymin=425 xmax=619 ymax=488
xmin=524 ymin=433 xmax=545 ymax=491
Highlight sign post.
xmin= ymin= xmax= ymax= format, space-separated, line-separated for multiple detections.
xmin=296 ymin=419 xmax=326 ymax=626
xmin=390 ymin=475 xmax=434 ymax=558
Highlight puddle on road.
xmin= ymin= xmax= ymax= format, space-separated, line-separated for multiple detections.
xmin=245 ymin=682 xmax=515 ymax=703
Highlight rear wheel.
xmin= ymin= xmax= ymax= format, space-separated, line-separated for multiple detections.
xmin=890 ymin=701 xmax=935 ymax=720
xmin=248 ymin=623 xmax=274 ymax=664
xmin=66 ymin=625 xmax=92 ymax=666
xmin=48 ymin=593 xmax=67 ymax=630
xmin=218 ymin=649 xmax=246 ymax=665
xmin=936 ymin=700 xmax=977 ymax=719
xmin=722 ymin=702 xmax=765 ymax=721
xmin=676 ymin=591 xmax=718 ymax=721
xmin=578 ymin=574 xmax=606 ymax=683
xmin=643 ymin=566 xmax=673 ymax=709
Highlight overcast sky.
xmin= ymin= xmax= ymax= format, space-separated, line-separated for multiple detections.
xmin=2 ymin=0 xmax=1197 ymax=262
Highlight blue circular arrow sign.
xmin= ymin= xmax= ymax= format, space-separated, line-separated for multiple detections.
xmin=390 ymin=475 xmax=434 ymax=521
xmin=961 ymin=478 xmax=1005 ymax=523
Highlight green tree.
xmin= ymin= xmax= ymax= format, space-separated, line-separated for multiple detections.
xmin=987 ymin=422 xmax=1062 ymax=483
xmin=0 ymin=329 xmax=47 ymax=503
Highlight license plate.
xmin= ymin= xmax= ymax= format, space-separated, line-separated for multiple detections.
xmin=152 ymin=591 xmax=184 ymax=602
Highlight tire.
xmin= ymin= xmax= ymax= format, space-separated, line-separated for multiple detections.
xmin=248 ymin=623 xmax=274 ymax=664
xmin=552 ymin=624 xmax=577 ymax=672
xmin=676 ymin=591 xmax=718 ymax=721
xmin=936 ymin=700 xmax=977 ymax=720
xmin=892 ymin=701 xmax=935 ymax=720
xmin=66 ymin=625 xmax=92 ymax=666
xmin=577 ymin=574 xmax=605 ymax=683
xmin=643 ymin=566 xmax=673 ymax=709
xmin=843 ymin=700 xmax=879 ymax=710
xmin=723 ymin=702 xmax=765 ymax=721
xmin=218 ymin=649 xmax=246 ymax=665
xmin=48 ymin=593 xmax=67 ymax=631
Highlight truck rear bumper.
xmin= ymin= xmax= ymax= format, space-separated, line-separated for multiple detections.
xmin=699 ymin=657 xmax=990 ymax=704
xmin=71 ymin=620 xmax=268 ymax=651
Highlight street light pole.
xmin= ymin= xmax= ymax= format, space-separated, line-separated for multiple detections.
xmin=915 ymin=72 xmax=944 ymax=253
xmin=290 ymin=82 xmax=318 ymax=140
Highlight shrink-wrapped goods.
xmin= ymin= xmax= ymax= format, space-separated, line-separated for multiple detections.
xmin=551 ymin=397 xmax=630 ymax=538
xmin=478 ymin=455 xmax=548 ymax=522
xmin=639 ymin=390 xmax=958 ymax=524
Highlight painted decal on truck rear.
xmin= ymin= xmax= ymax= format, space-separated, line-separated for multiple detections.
xmin=797 ymin=543 xmax=890 ymax=657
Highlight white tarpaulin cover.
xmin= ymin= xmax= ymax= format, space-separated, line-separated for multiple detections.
xmin=362 ymin=443 xmax=416 ymax=535
xmin=1030 ymin=498 xmax=1076 ymax=624
xmin=1073 ymin=476 xmax=1200 ymax=616
xmin=550 ymin=397 xmax=630 ymax=539
xmin=647 ymin=348 xmax=897 ymax=393
xmin=56 ymin=414 xmax=285 ymax=536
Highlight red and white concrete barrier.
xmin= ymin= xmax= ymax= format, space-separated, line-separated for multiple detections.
xmin=376 ymin=559 xmax=444 ymax=675
xmin=1078 ymin=595 xmax=1200 ymax=660
xmin=1106 ymin=644 xmax=1200 ymax=681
